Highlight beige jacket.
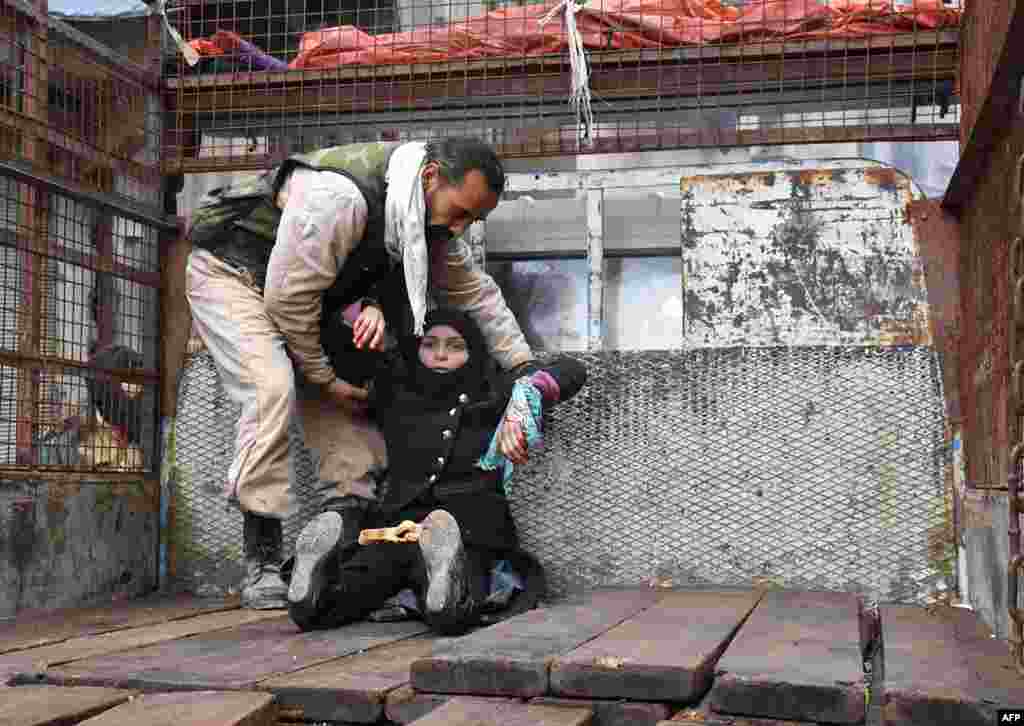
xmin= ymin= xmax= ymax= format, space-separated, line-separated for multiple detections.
xmin=264 ymin=168 xmax=533 ymax=386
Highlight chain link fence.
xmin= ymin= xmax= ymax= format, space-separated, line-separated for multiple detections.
xmin=168 ymin=345 xmax=952 ymax=604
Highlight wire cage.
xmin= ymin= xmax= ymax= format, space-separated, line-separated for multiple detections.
xmin=0 ymin=1 xmax=166 ymax=479
xmin=164 ymin=0 xmax=963 ymax=172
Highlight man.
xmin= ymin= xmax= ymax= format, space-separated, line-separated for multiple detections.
xmin=185 ymin=137 xmax=533 ymax=609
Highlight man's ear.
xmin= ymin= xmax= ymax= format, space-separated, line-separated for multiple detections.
xmin=421 ymin=161 xmax=442 ymax=191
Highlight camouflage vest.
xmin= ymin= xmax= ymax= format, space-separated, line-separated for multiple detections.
xmin=187 ymin=142 xmax=401 ymax=307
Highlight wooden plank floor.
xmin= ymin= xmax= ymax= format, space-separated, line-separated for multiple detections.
xmin=261 ymin=633 xmax=440 ymax=723
xmin=549 ymin=590 xmax=763 ymax=702
xmin=46 ymin=617 xmax=428 ymax=691
xmin=0 ymin=591 xmax=1018 ymax=726
xmin=406 ymin=697 xmax=592 ymax=726
xmin=410 ymin=589 xmax=662 ymax=698
xmin=882 ymin=604 xmax=1024 ymax=726
xmin=0 ymin=596 xmax=237 ymax=656
xmin=0 ymin=608 xmax=281 ymax=686
xmin=708 ymin=590 xmax=866 ymax=724
xmin=0 ymin=685 xmax=136 ymax=726
xmin=78 ymin=692 xmax=277 ymax=726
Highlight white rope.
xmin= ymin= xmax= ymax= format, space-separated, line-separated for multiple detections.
xmin=146 ymin=0 xmax=200 ymax=67
xmin=539 ymin=0 xmax=594 ymax=146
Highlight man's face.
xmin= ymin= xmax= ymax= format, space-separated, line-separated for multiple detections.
xmin=423 ymin=164 xmax=500 ymax=245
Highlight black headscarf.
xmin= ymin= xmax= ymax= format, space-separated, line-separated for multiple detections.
xmin=400 ymin=308 xmax=492 ymax=402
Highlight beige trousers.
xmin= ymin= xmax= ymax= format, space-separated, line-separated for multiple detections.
xmin=185 ymin=249 xmax=387 ymax=519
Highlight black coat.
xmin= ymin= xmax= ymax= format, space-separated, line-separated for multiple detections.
xmin=369 ymin=355 xmax=587 ymax=552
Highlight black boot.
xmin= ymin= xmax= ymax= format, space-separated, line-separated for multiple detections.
xmin=287 ymin=496 xmax=366 ymax=628
xmin=241 ymin=511 xmax=288 ymax=610
xmin=418 ymin=509 xmax=471 ymax=634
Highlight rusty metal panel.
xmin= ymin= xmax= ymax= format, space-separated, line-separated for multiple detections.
xmin=681 ymin=163 xmax=928 ymax=348
xmin=958 ymin=0 xmax=1014 ymax=148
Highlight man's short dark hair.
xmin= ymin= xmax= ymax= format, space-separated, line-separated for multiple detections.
xmin=425 ymin=136 xmax=505 ymax=196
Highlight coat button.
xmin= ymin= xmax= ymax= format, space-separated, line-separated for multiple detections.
xmin=428 ymin=474 xmax=438 ymax=484
xmin=436 ymin=457 xmax=445 ymax=466
xmin=442 ymin=429 xmax=453 ymax=440
xmin=458 ymin=393 xmax=469 ymax=403
xmin=449 ymin=408 xmax=457 ymax=416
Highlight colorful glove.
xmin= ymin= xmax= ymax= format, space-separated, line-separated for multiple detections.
xmin=477 ymin=376 xmax=544 ymax=495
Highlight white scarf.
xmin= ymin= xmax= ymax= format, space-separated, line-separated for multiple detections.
xmin=384 ymin=142 xmax=431 ymax=337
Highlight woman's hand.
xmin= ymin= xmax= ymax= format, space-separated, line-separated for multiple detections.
xmin=498 ymin=416 xmax=529 ymax=465
xmin=353 ymin=304 xmax=386 ymax=351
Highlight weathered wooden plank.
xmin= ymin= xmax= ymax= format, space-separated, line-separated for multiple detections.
xmin=406 ymin=697 xmax=592 ymax=726
xmin=0 ymin=685 xmax=136 ymax=726
xmin=385 ymin=684 xmax=453 ymax=724
xmin=77 ymin=691 xmax=277 ymax=726
xmin=532 ymin=697 xmax=671 ymax=726
xmin=550 ymin=590 xmax=763 ymax=702
xmin=260 ymin=634 xmax=438 ymax=723
xmin=47 ymin=618 xmax=428 ymax=691
xmin=882 ymin=604 xmax=1024 ymax=726
xmin=708 ymin=590 xmax=865 ymax=724
xmin=663 ymin=694 xmax=819 ymax=725
xmin=660 ymin=711 xmax=817 ymax=725
xmin=410 ymin=589 xmax=661 ymax=698
xmin=0 ymin=596 xmax=236 ymax=655
xmin=385 ymin=689 xmax=670 ymax=726
xmin=1 ymin=608 xmax=278 ymax=685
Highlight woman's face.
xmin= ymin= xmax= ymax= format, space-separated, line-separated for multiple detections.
xmin=418 ymin=324 xmax=469 ymax=373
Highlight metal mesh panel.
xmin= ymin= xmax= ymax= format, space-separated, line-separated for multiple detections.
xmin=164 ymin=0 xmax=962 ymax=173
xmin=0 ymin=3 xmax=165 ymax=478
xmin=169 ymin=350 xmax=323 ymax=595
xmin=171 ymin=344 xmax=951 ymax=604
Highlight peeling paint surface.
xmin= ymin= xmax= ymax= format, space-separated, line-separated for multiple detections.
xmin=0 ymin=477 xmax=157 ymax=618
xmin=681 ymin=164 xmax=929 ymax=348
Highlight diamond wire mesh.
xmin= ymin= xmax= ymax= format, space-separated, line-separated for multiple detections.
xmin=169 ymin=350 xmax=319 ymax=595
xmin=164 ymin=0 xmax=963 ymax=172
xmin=170 ymin=344 xmax=951 ymax=603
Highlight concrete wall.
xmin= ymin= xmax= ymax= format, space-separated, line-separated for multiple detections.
xmin=0 ymin=478 xmax=158 ymax=617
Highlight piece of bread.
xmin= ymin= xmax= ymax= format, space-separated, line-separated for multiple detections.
xmin=358 ymin=520 xmax=422 ymax=545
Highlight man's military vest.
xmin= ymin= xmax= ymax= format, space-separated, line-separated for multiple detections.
xmin=187 ymin=142 xmax=401 ymax=326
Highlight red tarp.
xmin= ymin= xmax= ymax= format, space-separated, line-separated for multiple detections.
xmin=189 ymin=0 xmax=960 ymax=70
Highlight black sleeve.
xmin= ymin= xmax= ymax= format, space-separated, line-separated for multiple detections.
xmin=537 ymin=356 xmax=587 ymax=403
xmin=497 ymin=355 xmax=587 ymax=404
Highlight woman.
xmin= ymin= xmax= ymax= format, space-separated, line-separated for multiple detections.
xmin=287 ymin=307 xmax=585 ymax=634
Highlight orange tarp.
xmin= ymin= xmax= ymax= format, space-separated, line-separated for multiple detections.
xmin=190 ymin=0 xmax=960 ymax=70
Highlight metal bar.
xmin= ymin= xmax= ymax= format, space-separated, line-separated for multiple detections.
xmin=0 ymin=350 xmax=159 ymax=383
xmin=0 ymin=160 xmax=176 ymax=230
xmin=0 ymin=229 xmax=160 ymax=286
xmin=0 ymin=465 xmax=159 ymax=483
xmin=167 ymin=32 xmax=960 ymax=91
xmin=14 ymin=5 xmax=47 ymax=466
xmin=171 ymin=123 xmax=959 ymax=175
xmin=485 ymin=247 xmax=681 ymax=262
xmin=943 ymin=3 xmax=1024 ymax=213
xmin=0 ymin=106 xmax=157 ymax=186
xmin=93 ymin=211 xmax=114 ymax=349
xmin=182 ymin=80 xmax=951 ymax=140
xmin=586 ymin=187 xmax=604 ymax=352
xmin=168 ymin=51 xmax=958 ymax=117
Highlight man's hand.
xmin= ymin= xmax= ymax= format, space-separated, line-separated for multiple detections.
xmin=353 ymin=304 xmax=386 ymax=351
xmin=325 ymin=378 xmax=370 ymax=413
xmin=498 ymin=417 xmax=528 ymax=465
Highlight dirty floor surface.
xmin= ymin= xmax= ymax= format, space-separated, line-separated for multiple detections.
xmin=0 ymin=588 xmax=1018 ymax=726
